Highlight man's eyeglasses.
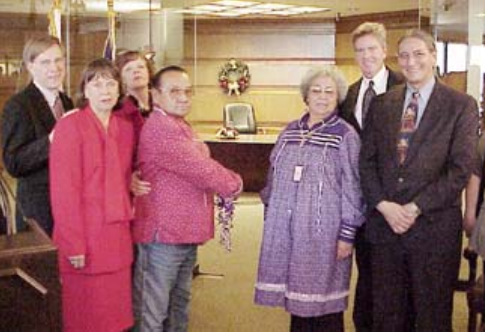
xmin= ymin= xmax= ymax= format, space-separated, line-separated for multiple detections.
xmin=156 ymin=87 xmax=193 ymax=98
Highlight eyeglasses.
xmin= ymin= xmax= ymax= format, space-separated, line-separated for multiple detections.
xmin=157 ymin=87 xmax=193 ymax=98
xmin=397 ymin=50 xmax=430 ymax=62
xmin=308 ymin=86 xmax=336 ymax=96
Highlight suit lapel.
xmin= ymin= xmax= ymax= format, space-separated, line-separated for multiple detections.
xmin=403 ymin=83 xmax=442 ymax=164
xmin=386 ymin=68 xmax=404 ymax=89
xmin=26 ymin=83 xmax=57 ymax=132
xmin=348 ymin=79 xmax=361 ymax=112
xmin=60 ymin=92 xmax=74 ymax=112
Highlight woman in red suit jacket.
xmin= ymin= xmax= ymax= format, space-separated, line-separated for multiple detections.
xmin=50 ymin=59 xmax=135 ymax=331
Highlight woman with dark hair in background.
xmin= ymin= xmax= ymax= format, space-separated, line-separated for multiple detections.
xmin=115 ymin=50 xmax=154 ymax=140
xmin=50 ymin=58 xmax=135 ymax=331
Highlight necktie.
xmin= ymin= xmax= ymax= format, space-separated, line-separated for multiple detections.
xmin=361 ymin=80 xmax=376 ymax=127
xmin=397 ymin=91 xmax=419 ymax=164
xmin=52 ymin=96 xmax=64 ymax=120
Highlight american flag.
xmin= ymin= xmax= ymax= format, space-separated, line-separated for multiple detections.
xmin=103 ymin=0 xmax=116 ymax=60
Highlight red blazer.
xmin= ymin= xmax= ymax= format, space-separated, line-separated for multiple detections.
xmin=50 ymin=107 xmax=135 ymax=274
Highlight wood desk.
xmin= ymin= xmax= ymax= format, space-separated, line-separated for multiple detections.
xmin=0 ymin=220 xmax=61 ymax=331
xmin=198 ymin=133 xmax=278 ymax=192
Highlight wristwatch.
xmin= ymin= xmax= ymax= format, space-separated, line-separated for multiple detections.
xmin=410 ymin=202 xmax=421 ymax=216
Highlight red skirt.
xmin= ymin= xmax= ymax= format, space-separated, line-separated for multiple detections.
xmin=61 ymin=268 xmax=133 ymax=332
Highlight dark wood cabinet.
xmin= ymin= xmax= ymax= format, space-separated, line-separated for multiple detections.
xmin=0 ymin=220 xmax=61 ymax=331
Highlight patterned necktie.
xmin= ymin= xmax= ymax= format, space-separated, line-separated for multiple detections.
xmin=361 ymin=80 xmax=376 ymax=127
xmin=397 ymin=91 xmax=419 ymax=164
xmin=52 ymin=96 xmax=64 ymax=120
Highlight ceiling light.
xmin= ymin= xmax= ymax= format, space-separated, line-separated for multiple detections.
xmin=192 ymin=4 xmax=226 ymax=12
xmin=174 ymin=9 xmax=213 ymax=15
xmin=262 ymin=10 xmax=294 ymax=16
xmin=287 ymin=7 xmax=330 ymax=13
xmin=251 ymin=3 xmax=294 ymax=10
xmin=85 ymin=1 xmax=160 ymax=12
xmin=209 ymin=11 xmax=244 ymax=17
xmin=229 ymin=7 xmax=271 ymax=14
xmin=476 ymin=13 xmax=485 ymax=17
xmin=211 ymin=0 xmax=260 ymax=7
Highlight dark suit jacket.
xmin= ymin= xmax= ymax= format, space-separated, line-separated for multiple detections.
xmin=1 ymin=82 xmax=73 ymax=234
xmin=359 ymin=81 xmax=479 ymax=245
xmin=339 ymin=68 xmax=404 ymax=134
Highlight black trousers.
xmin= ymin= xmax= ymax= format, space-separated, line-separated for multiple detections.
xmin=370 ymin=235 xmax=461 ymax=332
xmin=290 ymin=313 xmax=344 ymax=332
xmin=353 ymin=226 xmax=373 ymax=332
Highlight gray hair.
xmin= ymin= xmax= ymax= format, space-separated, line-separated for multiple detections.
xmin=300 ymin=65 xmax=348 ymax=104
xmin=398 ymin=29 xmax=436 ymax=53
xmin=352 ymin=22 xmax=387 ymax=49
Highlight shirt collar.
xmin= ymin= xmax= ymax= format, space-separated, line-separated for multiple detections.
xmin=298 ymin=110 xmax=338 ymax=130
xmin=406 ymin=76 xmax=435 ymax=101
xmin=33 ymin=81 xmax=60 ymax=108
xmin=363 ymin=66 xmax=387 ymax=88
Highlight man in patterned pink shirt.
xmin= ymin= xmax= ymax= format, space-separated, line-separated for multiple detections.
xmin=132 ymin=65 xmax=242 ymax=331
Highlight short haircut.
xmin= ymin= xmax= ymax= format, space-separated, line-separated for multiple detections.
xmin=150 ymin=65 xmax=188 ymax=89
xmin=300 ymin=65 xmax=349 ymax=105
xmin=76 ymin=58 xmax=123 ymax=110
xmin=351 ymin=22 xmax=387 ymax=48
xmin=22 ymin=35 xmax=63 ymax=64
xmin=398 ymin=29 xmax=437 ymax=53
xmin=114 ymin=50 xmax=155 ymax=80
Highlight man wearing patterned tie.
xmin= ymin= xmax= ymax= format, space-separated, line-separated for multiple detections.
xmin=359 ymin=29 xmax=479 ymax=331
xmin=339 ymin=22 xmax=403 ymax=332
xmin=1 ymin=35 xmax=73 ymax=236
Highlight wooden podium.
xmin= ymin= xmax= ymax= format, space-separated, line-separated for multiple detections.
xmin=0 ymin=219 xmax=61 ymax=331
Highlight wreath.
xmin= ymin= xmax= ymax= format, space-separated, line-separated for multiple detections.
xmin=218 ymin=58 xmax=250 ymax=96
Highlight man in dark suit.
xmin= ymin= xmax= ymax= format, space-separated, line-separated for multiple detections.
xmin=339 ymin=22 xmax=403 ymax=332
xmin=360 ymin=29 xmax=478 ymax=331
xmin=1 ymin=35 xmax=73 ymax=236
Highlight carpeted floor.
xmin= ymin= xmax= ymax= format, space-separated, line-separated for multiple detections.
xmin=189 ymin=194 xmax=473 ymax=332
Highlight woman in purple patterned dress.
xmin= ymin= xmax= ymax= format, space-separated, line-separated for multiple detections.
xmin=255 ymin=65 xmax=365 ymax=331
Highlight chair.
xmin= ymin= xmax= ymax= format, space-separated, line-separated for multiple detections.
xmin=464 ymin=248 xmax=485 ymax=332
xmin=223 ymin=103 xmax=257 ymax=134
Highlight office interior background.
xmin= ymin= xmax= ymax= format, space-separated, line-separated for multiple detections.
xmin=0 ymin=0 xmax=484 ymax=331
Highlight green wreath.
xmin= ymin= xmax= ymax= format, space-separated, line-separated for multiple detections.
xmin=218 ymin=58 xmax=250 ymax=96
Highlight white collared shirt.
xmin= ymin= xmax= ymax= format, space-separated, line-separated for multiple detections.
xmin=355 ymin=66 xmax=389 ymax=128
xmin=33 ymin=81 xmax=60 ymax=109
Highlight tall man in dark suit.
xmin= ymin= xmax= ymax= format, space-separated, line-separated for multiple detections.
xmin=1 ymin=35 xmax=73 ymax=236
xmin=339 ymin=22 xmax=403 ymax=332
xmin=360 ymin=29 xmax=478 ymax=331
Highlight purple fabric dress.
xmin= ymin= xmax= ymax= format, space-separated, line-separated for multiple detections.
xmin=255 ymin=111 xmax=365 ymax=317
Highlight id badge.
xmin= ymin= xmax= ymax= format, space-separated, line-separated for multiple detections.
xmin=293 ymin=165 xmax=304 ymax=182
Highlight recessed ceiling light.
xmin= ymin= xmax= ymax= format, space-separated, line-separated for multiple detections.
xmin=174 ymin=9 xmax=213 ymax=15
xmin=85 ymin=1 xmax=161 ymax=12
xmin=262 ymin=10 xmax=294 ymax=16
xmin=209 ymin=11 xmax=244 ymax=17
xmin=287 ymin=7 xmax=330 ymax=13
xmin=229 ymin=7 xmax=271 ymax=14
xmin=192 ymin=4 xmax=226 ymax=12
xmin=251 ymin=3 xmax=294 ymax=10
xmin=211 ymin=0 xmax=260 ymax=7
